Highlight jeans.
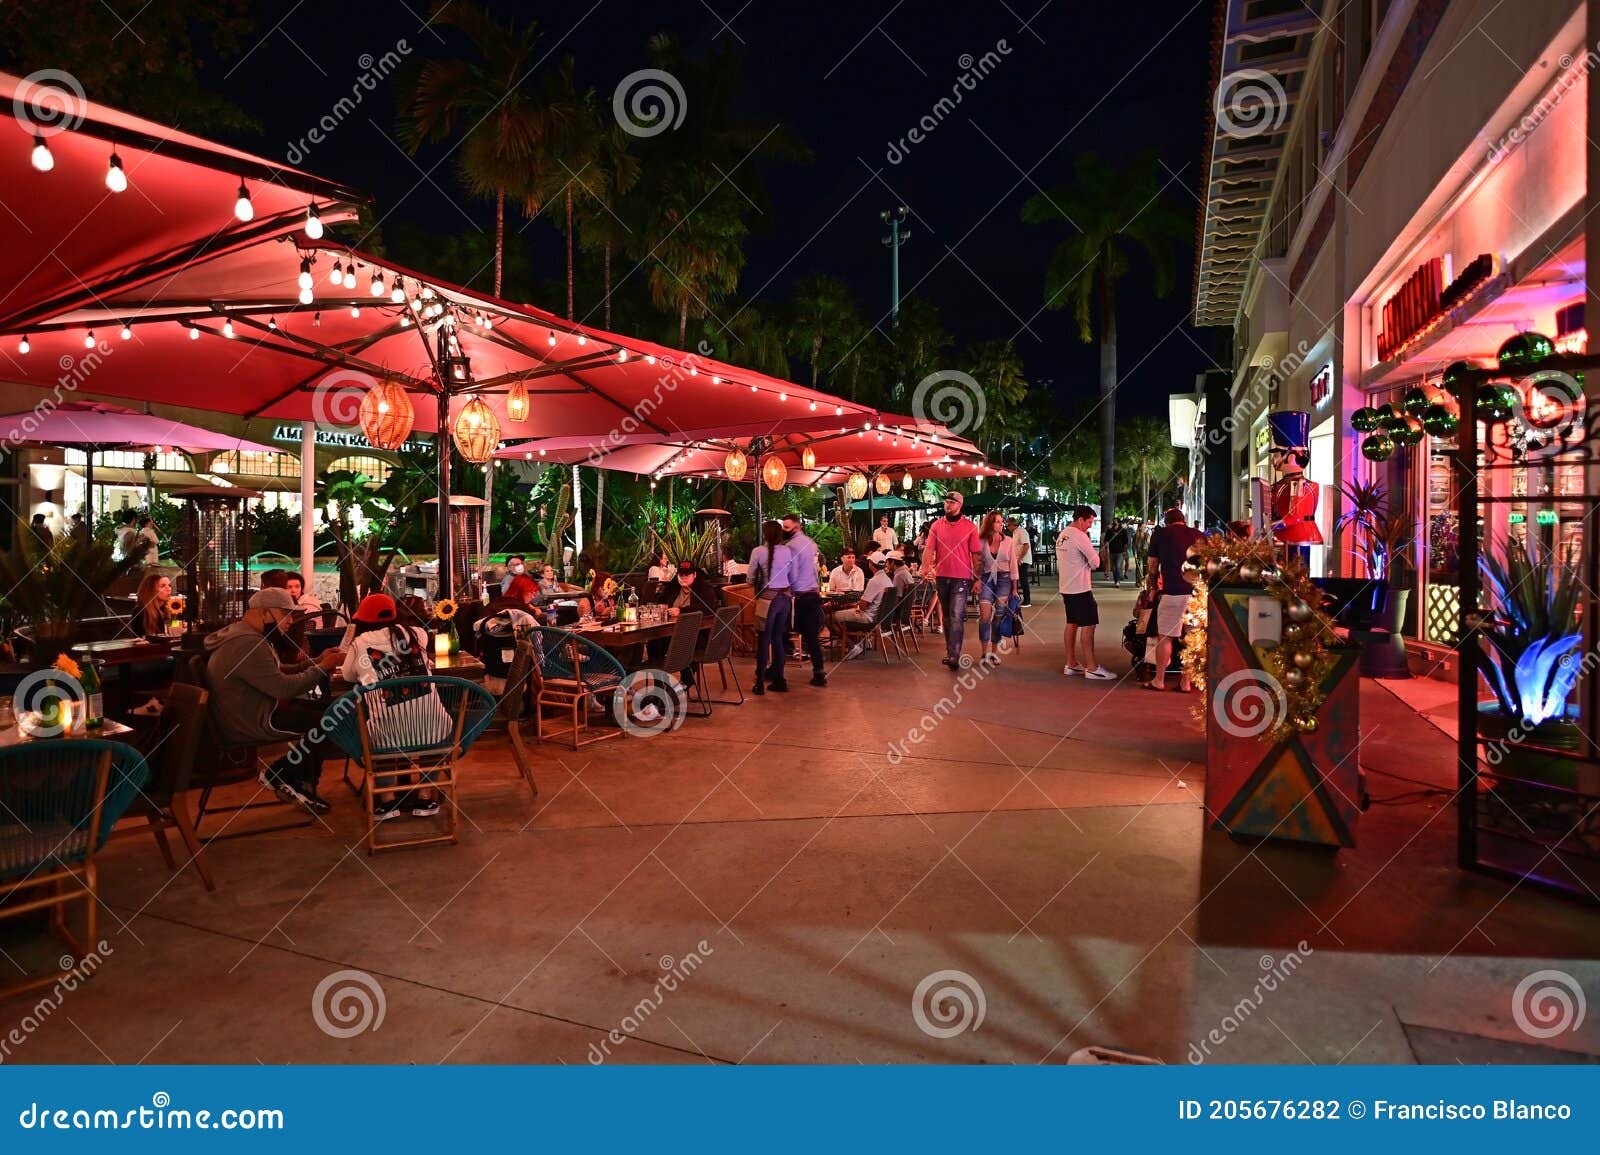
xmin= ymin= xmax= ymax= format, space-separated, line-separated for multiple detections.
xmin=272 ymin=698 xmax=335 ymax=785
xmin=1111 ymin=552 xmax=1128 ymax=583
xmin=978 ymin=574 xmax=1014 ymax=645
xmin=792 ymin=590 xmax=825 ymax=675
xmin=935 ymin=577 xmax=971 ymax=661
xmin=1018 ymin=562 xmax=1032 ymax=605
xmin=755 ymin=592 xmax=792 ymax=683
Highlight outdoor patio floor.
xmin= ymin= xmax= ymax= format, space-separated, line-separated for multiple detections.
xmin=4 ymin=585 xmax=1597 ymax=1065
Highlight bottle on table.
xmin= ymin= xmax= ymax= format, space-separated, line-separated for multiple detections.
xmin=81 ymin=661 xmax=103 ymax=731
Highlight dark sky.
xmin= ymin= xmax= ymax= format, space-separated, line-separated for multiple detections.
xmin=212 ymin=0 xmax=1220 ymax=419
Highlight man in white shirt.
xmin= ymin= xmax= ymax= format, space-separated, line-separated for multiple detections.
xmin=827 ymin=548 xmax=865 ymax=594
xmin=832 ymin=557 xmax=892 ymax=656
xmin=871 ymin=515 xmax=898 ymax=553
xmin=1007 ymin=516 xmax=1033 ymax=606
xmin=1056 ymin=505 xmax=1113 ymax=680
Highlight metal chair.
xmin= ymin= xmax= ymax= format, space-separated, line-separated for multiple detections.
xmin=0 ymin=739 xmax=148 ymax=999
xmin=532 ymin=627 xmax=626 ymax=748
xmin=689 ymin=606 xmax=744 ymax=716
xmin=908 ymin=578 xmax=938 ymax=634
xmin=113 ymin=682 xmax=215 ymax=891
xmin=839 ymin=588 xmax=903 ymax=663
xmin=324 ymin=676 xmax=497 ymax=854
xmin=493 ymin=639 xmax=541 ymax=798
xmin=890 ymin=585 xmax=921 ymax=655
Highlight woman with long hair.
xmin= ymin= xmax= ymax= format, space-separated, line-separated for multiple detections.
xmin=745 ymin=520 xmax=795 ymax=694
xmin=977 ymin=510 xmax=1020 ymax=660
xmin=132 ymin=570 xmax=173 ymax=637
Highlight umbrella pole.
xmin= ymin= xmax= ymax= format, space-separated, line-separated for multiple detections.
xmin=299 ymin=421 xmax=316 ymax=595
xmin=85 ymin=449 xmax=95 ymax=526
xmin=437 ymin=392 xmax=452 ymax=602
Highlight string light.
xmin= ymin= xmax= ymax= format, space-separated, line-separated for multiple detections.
xmin=617 ymin=349 xmax=628 ymax=363
xmin=391 ymin=280 xmax=405 ymax=304
xmin=268 ymin=317 xmax=278 ymax=331
xmin=808 ymin=401 xmax=817 ymax=411
xmin=645 ymin=354 xmax=656 ymax=365
xmin=234 ymin=181 xmax=253 ymax=221
xmin=577 ymin=335 xmax=586 ymax=346
xmin=120 ymin=323 xmax=131 ymax=340
xmin=330 ymin=261 xmax=344 ymax=285
xmin=30 ymin=134 xmax=53 ymax=172
xmin=711 ymin=375 xmax=720 ymax=384
xmin=370 ymin=271 xmax=384 ymax=297
xmin=222 ymin=319 xmax=235 ymax=339
xmin=299 ymin=286 xmax=313 ymax=305
xmin=105 ymin=150 xmax=126 ymax=193
xmin=84 ymin=330 xmax=95 ymax=349
xmin=304 ymin=205 xmax=324 ymax=239
xmin=18 ymin=335 xmax=28 ymax=354
xmin=298 ymin=259 xmax=313 ymax=290
xmin=342 ymin=264 xmax=357 ymax=290
xmin=410 ymin=296 xmax=423 ymax=313
xmin=350 ymin=305 xmax=361 ymax=318
xmin=189 ymin=325 xmax=200 ymax=340
xmin=547 ymin=333 xmax=557 ymax=347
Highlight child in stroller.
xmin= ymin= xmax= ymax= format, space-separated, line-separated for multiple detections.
xmin=1122 ymin=574 xmax=1186 ymax=685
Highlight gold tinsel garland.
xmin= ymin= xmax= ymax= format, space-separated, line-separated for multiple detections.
xmin=1178 ymin=535 xmax=1343 ymax=744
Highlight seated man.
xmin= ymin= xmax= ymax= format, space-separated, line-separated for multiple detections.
xmin=886 ymin=550 xmax=913 ymax=597
xmin=831 ymin=557 xmax=893 ymax=656
xmin=203 ymin=588 xmax=346 ymax=814
xmin=655 ymin=561 xmax=720 ymax=618
xmin=827 ymin=548 xmax=865 ymax=595
xmin=500 ymin=555 xmax=528 ymax=595
xmin=504 ymin=564 xmax=540 ymax=605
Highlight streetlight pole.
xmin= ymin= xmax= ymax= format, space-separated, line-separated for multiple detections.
xmin=880 ymin=206 xmax=910 ymax=327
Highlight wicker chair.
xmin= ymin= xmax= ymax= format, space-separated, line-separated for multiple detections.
xmin=532 ymin=627 xmax=626 ymax=748
xmin=323 ymin=676 xmax=497 ymax=854
xmin=720 ymin=582 xmax=758 ymax=654
xmin=0 ymin=739 xmax=148 ymax=998
xmin=113 ymin=682 xmax=215 ymax=890
xmin=689 ymin=606 xmax=744 ymax=715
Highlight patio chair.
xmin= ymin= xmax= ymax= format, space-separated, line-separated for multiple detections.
xmin=489 ymin=638 xmax=541 ymax=798
xmin=720 ymin=582 xmax=758 ymax=654
xmin=532 ymin=627 xmax=626 ymax=748
xmin=111 ymin=681 xmax=215 ymax=891
xmin=654 ymin=610 xmax=703 ymax=716
xmin=0 ymin=738 xmax=149 ymax=999
xmin=688 ymin=606 xmax=744 ymax=716
xmin=908 ymin=579 xmax=938 ymax=634
xmin=323 ymin=676 xmax=496 ymax=854
xmin=889 ymin=588 xmax=921 ymax=655
xmin=839 ymin=588 xmax=903 ymax=664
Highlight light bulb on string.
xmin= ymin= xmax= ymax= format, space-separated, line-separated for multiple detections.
xmin=84 ymin=330 xmax=95 ymax=349
xmin=350 ymin=305 xmax=360 ymax=318
xmin=304 ymin=205 xmax=323 ymax=239
xmin=189 ymin=325 xmax=200 ymax=341
xmin=105 ymin=151 xmax=127 ymax=193
xmin=370 ymin=271 xmax=384 ymax=297
xmin=391 ymin=281 xmax=405 ymax=304
xmin=298 ymin=259 xmax=313 ymax=290
xmin=222 ymin=319 xmax=235 ymax=339
xmin=342 ymin=265 xmax=357 ymax=290
xmin=547 ymin=332 xmax=557 ymax=347
xmin=576 ymin=335 xmax=586 ymax=346
xmin=617 ymin=349 xmax=628 ymax=363
xmin=30 ymin=134 xmax=53 ymax=172
xmin=268 ymin=317 xmax=278 ymax=331
xmin=298 ymin=286 xmax=313 ymax=305
xmin=120 ymin=323 xmax=131 ymax=340
xmin=18 ymin=335 xmax=29 ymax=354
xmin=330 ymin=261 xmax=343 ymax=285
xmin=410 ymin=297 xmax=422 ymax=313
xmin=234 ymin=181 xmax=253 ymax=221
xmin=645 ymin=354 xmax=655 ymax=365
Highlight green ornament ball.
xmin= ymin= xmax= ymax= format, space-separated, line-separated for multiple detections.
xmin=1392 ymin=415 xmax=1425 ymax=446
xmin=1441 ymin=360 xmax=1476 ymax=399
xmin=1421 ymin=403 xmax=1459 ymax=437
xmin=1476 ymin=385 xmax=1516 ymax=423
xmin=1497 ymin=332 xmax=1555 ymax=373
xmin=1375 ymin=403 xmax=1397 ymax=422
xmin=1402 ymin=387 xmax=1430 ymax=416
xmin=1361 ymin=432 xmax=1396 ymax=461
xmin=1350 ymin=406 xmax=1381 ymax=433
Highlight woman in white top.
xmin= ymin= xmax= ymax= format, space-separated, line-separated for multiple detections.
xmin=976 ymin=511 xmax=1020 ymax=659
xmin=646 ymin=550 xmax=674 ymax=585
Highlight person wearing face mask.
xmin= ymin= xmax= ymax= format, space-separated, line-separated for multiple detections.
xmin=504 ymin=558 xmax=540 ymax=605
xmin=780 ymin=513 xmax=827 ymax=687
xmin=500 ymin=555 xmax=528 ymax=595
xmin=921 ymin=490 xmax=983 ymax=669
xmin=203 ymin=588 xmax=347 ymax=815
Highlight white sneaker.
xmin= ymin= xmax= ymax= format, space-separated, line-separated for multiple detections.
xmin=1063 ymin=665 xmax=1083 ymax=676
xmin=1083 ymin=667 xmax=1116 ymax=680
xmin=846 ymin=643 xmax=866 ymax=660
xmin=636 ymin=704 xmax=662 ymax=722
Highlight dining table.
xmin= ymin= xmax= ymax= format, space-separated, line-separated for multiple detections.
xmin=573 ymin=617 xmax=713 ymax=666
xmin=72 ymin=636 xmax=178 ymax=719
xmin=0 ymin=716 xmax=136 ymax=748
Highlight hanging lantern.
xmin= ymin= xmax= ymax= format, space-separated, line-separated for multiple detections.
xmin=761 ymin=455 xmax=788 ymax=491
xmin=452 ymin=396 xmax=500 ymax=464
xmin=725 ymin=448 xmax=749 ymax=482
xmin=873 ymin=472 xmax=892 ymax=496
xmin=358 ymin=379 xmax=415 ymax=451
xmin=505 ymin=380 xmax=530 ymax=423
xmin=846 ymin=471 xmax=869 ymax=500
xmin=800 ymin=445 xmax=816 ymax=471
xmin=901 ymin=471 xmax=913 ymax=491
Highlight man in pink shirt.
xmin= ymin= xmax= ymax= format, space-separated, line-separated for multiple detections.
xmin=921 ymin=490 xmax=983 ymax=668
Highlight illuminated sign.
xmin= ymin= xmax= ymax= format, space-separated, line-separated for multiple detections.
xmin=1536 ymin=509 xmax=1558 ymax=526
xmin=1375 ymin=253 xmax=1496 ymax=362
xmin=271 ymin=425 xmax=423 ymax=452
xmin=1309 ymin=364 xmax=1333 ymax=408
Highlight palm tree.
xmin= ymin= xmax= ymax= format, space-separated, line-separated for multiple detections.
xmin=1117 ymin=415 xmax=1181 ymax=523
xmin=527 ymin=56 xmax=592 ymax=319
xmin=643 ymin=169 xmax=747 ymax=346
xmin=889 ymin=297 xmax=953 ymax=405
xmin=700 ymin=303 xmax=790 ymax=379
xmin=400 ymin=3 xmax=551 ymax=297
xmin=1023 ymin=151 xmax=1190 ymax=531
xmin=787 ymin=275 xmax=857 ymax=388
xmin=965 ymin=339 xmax=1030 ymax=459
xmin=575 ymin=119 xmax=641 ymax=330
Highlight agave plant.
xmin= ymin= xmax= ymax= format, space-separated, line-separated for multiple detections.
xmin=1337 ymin=480 xmax=1412 ymax=580
xmin=1478 ymin=533 xmax=1583 ymax=727
xmin=0 ymin=524 xmax=151 ymax=663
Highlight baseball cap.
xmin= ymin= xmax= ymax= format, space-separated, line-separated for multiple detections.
xmin=886 ymin=550 xmax=905 ymax=563
xmin=353 ymin=592 xmax=399 ymax=627
xmin=248 ymin=588 xmax=298 ymax=612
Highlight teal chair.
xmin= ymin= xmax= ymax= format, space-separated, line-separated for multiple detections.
xmin=0 ymin=738 xmax=148 ymax=999
xmin=531 ymin=626 xmax=627 ymax=748
xmin=321 ymin=676 xmax=496 ymax=854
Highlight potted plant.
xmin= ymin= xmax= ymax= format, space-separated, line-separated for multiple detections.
xmin=0 ymin=525 xmax=150 ymax=666
xmin=1337 ymin=480 xmax=1414 ymax=628
xmin=1477 ymin=533 xmax=1587 ymax=788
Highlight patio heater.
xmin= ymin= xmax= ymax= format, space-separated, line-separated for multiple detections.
xmin=695 ymin=508 xmax=731 ymax=574
xmin=426 ymin=496 xmax=487 ymax=601
xmin=173 ymin=486 xmax=258 ymax=636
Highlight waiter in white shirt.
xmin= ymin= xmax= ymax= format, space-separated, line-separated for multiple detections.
xmin=871 ymin=515 xmax=898 ymax=553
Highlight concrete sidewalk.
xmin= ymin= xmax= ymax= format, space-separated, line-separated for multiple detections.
xmin=3 ymin=580 xmax=1595 ymax=1066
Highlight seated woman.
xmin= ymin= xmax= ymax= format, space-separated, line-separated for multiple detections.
xmin=283 ymin=571 xmax=323 ymax=617
xmin=583 ymin=571 xmax=617 ymax=620
xmin=131 ymin=570 xmax=174 ymax=637
xmin=646 ymin=550 xmax=674 ymax=590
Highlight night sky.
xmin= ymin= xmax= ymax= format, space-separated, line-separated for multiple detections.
xmin=211 ymin=0 xmax=1219 ymax=419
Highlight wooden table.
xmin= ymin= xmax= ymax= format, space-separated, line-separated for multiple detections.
xmin=575 ymin=618 xmax=711 ymax=656
xmin=0 ymin=717 xmax=134 ymax=748
xmin=72 ymin=637 xmax=177 ymax=719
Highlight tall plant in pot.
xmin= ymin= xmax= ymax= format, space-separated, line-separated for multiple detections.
xmin=1337 ymin=480 xmax=1414 ymax=627
xmin=0 ymin=526 xmax=150 ymax=665
xmin=1477 ymin=534 xmax=1584 ymax=782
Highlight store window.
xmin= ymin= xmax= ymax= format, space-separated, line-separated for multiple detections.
xmin=211 ymin=450 xmax=300 ymax=478
xmin=64 ymin=447 xmax=192 ymax=472
xmin=327 ymin=455 xmax=391 ymax=484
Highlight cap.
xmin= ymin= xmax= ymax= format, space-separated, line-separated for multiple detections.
xmin=867 ymin=550 xmax=887 ymax=565
xmin=677 ymin=560 xmax=696 ymax=574
xmin=886 ymin=550 xmax=905 ymax=562
xmin=943 ymin=490 xmax=964 ymax=505
xmin=353 ymin=592 xmax=399 ymax=627
xmin=248 ymin=588 xmax=298 ymax=612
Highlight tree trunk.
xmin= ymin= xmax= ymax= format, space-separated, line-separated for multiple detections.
xmin=1141 ymin=460 xmax=1149 ymax=524
xmin=494 ymin=188 xmax=505 ymax=298
xmin=594 ymin=470 xmax=605 ymax=543
xmin=1098 ymin=265 xmax=1117 ymax=534
xmin=679 ymin=299 xmax=689 ymax=348
xmin=482 ymin=461 xmax=495 ymax=570
xmin=811 ymin=333 xmax=822 ymax=388
xmin=603 ymin=243 xmax=613 ymax=329
xmin=565 ymin=185 xmax=575 ymax=319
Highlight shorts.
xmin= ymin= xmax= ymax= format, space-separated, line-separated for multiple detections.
xmin=1061 ymin=591 xmax=1099 ymax=626
xmin=1156 ymin=592 xmax=1189 ymax=637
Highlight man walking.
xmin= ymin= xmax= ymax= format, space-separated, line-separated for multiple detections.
xmin=1146 ymin=507 xmax=1205 ymax=691
xmin=781 ymin=513 xmax=828 ymax=687
xmin=1108 ymin=519 xmax=1131 ymax=587
xmin=1057 ymin=505 xmax=1114 ymax=680
xmin=1007 ymin=515 xmax=1032 ymax=606
xmin=922 ymin=490 xmax=982 ymax=669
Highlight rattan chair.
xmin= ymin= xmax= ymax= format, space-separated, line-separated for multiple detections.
xmin=689 ymin=606 xmax=744 ymax=716
xmin=532 ymin=627 xmax=626 ymax=748
xmin=0 ymin=738 xmax=148 ymax=999
xmin=324 ymin=676 xmax=497 ymax=854
xmin=113 ymin=682 xmax=215 ymax=891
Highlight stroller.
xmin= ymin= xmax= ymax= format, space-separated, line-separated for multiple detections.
xmin=1122 ymin=586 xmax=1185 ymax=685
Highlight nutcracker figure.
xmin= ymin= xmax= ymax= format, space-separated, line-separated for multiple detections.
xmin=1268 ymin=411 xmax=1322 ymax=563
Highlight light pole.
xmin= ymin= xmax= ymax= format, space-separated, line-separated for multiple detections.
xmin=880 ymin=206 xmax=910 ymax=326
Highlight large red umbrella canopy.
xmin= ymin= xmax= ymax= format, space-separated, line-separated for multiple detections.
xmin=0 ymin=71 xmax=365 ymax=335
xmin=0 ymin=240 xmax=878 ymax=441
xmin=0 ymin=400 xmax=276 ymax=453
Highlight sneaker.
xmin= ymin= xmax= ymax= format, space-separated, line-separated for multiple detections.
xmin=373 ymin=794 xmax=409 ymax=822
xmin=636 ymin=704 xmax=663 ymax=723
xmin=809 ymin=673 xmax=828 ymax=687
xmin=768 ymin=680 xmax=789 ymax=693
xmin=1063 ymin=665 xmax=1083 ymax=676
xmin=752 ymin=681 xmax=766 ymax=696
xmin=1083 ymin=666 xmax=1116 ymax=680
xmin=261 ymin=770 xmax=326 ymax=816
xmin=846 ymin=643 xmax=866 ymax=660
xmin=408 ymin=794 xmax=442 ymax=818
